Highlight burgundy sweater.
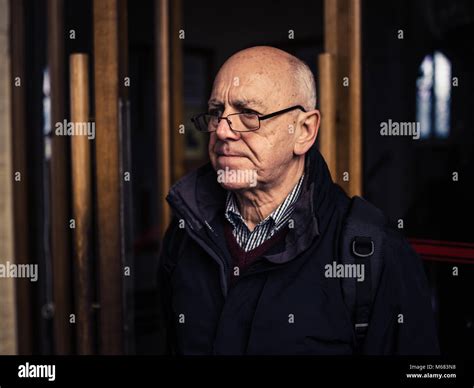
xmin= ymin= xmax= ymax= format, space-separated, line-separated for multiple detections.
xmin=224 ymin=221 xmax=289 ymax=287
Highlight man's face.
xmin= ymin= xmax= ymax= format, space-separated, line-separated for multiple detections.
xmin=208 ymin=55 xmax=299 ymax=191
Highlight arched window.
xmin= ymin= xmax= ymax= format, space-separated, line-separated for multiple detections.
xmin=416 ymin=51 xmax=452 ymax=139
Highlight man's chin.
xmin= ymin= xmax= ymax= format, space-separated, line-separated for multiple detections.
xmin=215 ymin=166 xmax=258 ymax=190
xmin=213 ymin=157 xmax=258 ymax=190
xmin=215 ymin=156 xmax=247 ymax=170
xmin=217 ymin=181 xmax=257 ymax=191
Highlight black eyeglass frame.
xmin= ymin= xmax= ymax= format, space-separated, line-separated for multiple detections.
xmin=191 ymin=105 xmax=307 ymax=133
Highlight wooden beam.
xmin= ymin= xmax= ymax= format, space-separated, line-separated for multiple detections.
xmin=93 ymin=0 xmax=124 ymax=355
xmin=322 ymin=0 xmax=362 ymax=196
xmin=0 ymin=0 xmax=18 ymax=355
xmin=170 ymin=0 xmax=184 ymax=182
xmin=324 ymin=0 xmax=338 ymax=56
xmin=318 ymin=53 xmax=337 ymax=178
xmin=47 ymin=0 xmax=73 ymax=354
xmin=155 ymin=0 xmax=172 ymax=239
xmin=117 ymin=0 xmax=135 ymax=354
xmin=70 ymin=53 xmax=93 ymax=355
xmin=348 ymin=0 xmax=362 ymax=197
xmin=10 ymin=0 xmax=33 ymax=355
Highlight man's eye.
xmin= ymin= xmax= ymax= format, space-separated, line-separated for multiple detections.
xmin=208 ymin=109 xmax=221 ymax=117
xmin=241 ymin=109 xmax=258 ymax=117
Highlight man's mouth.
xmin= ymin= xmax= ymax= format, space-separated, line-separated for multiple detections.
xmin=216 ymin=150 xmax=243 ymax=157
xmin=217 ymin=153 xmax=241 ymax=157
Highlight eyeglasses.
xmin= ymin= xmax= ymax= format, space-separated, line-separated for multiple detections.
xmin=191 ymin=105 xmax=306 ymax=133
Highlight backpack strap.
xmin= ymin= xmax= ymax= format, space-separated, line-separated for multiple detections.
xmin=339 ymin=196 xmax=387 ymax=353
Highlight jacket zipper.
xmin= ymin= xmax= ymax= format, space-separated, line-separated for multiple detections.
xmin=170 ymin=206 xmax=230 ymax=296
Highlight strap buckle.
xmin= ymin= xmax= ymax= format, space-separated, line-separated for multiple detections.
xmin=355 ymin=322 xmax=369 ymax=338
xmin=352 ymin=236 xmax=374 ymax=257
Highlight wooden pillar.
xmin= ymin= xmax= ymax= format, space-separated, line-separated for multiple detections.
xmin=347 ymin=0 xmax=362 ymax=197
xmin=47 ymin=0 xmax=73 ymax=354
xmin=170 ymin=0 xmax=184 ymax=182
xmin=117 ymin=0 xmax=134 ymax=355
xmin=319 ymin=0 xmax=362 ymax=196
xmin=10 ymin=0 xmax=33 ymax=355
xmin=93 ymin=0 xmax=124 ymax=355
xmin=318 ymin=53 xmax=337 ymax=177
xmin=70 ymin=53 xmax=93 ymax=354
xmin=0 ymin=0 xmax=18 ymax=355
xmin=155 ymin=0 xmax=172 ymax=239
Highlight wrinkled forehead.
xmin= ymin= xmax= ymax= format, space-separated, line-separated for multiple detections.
xmin=210 ymin=58 xmax=291 ymax=110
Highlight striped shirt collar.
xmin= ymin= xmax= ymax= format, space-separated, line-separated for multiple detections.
xmin=224 ymin=174 xmax=305 ymax=252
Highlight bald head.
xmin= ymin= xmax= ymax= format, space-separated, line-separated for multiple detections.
xmin=218 ymin=46 xmax=317 ymax=111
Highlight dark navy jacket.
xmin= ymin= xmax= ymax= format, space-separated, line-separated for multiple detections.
xmin=157 ymin=148 xmax=440 ymax=355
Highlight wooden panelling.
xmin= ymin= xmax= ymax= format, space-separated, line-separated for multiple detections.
xmin=10 ymin=0 xmax=33 ymax=355
xmin=170 ymin=0 xmax=184 ymax=182
xmin=318 ymin=53 xmax=337 ymax=178
xmin=70 ymin=53 xmax=93 ymax=354
xmin=320 ymin=0 xmax=362 ymax=196
xmin=47 ymin=0 xmax=73 ymax=354
xmin=93 ymin=0 xmax=124 ymax=355
xmin=155 ymin=0 xmax=172 ymax=238
xmin=0 ymin=0 xmax=17 ymax=355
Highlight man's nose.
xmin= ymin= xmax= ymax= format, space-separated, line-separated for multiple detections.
xmin=215 ymin=116 xmax=240 ymax=141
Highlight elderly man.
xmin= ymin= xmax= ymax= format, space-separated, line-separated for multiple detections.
xmin=157 ymin=46 xmax=439 ymax=355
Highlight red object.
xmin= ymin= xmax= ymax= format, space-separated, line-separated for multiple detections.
xmin=409 ymin=238 xmax=474 ymax=265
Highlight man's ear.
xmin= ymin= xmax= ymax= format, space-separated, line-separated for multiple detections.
xmin=294 ymin=109 xmax=320 ymax=156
